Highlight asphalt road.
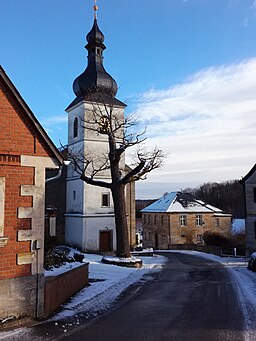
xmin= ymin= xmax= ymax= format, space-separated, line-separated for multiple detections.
xmin=61 ymin=252 xmax=245 ymax=341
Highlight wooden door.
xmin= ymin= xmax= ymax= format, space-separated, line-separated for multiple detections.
xmin=99 ymin=231 xmax=112 ymax=252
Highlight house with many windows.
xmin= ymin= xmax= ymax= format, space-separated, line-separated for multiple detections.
xmin=241 ymin=164 xmax=256 ymax=253
xmin=141 ymin=192 xmax=232 ymax=249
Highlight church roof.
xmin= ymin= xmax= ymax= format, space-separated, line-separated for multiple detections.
xmin=69 ymin=17 xmax=125 ymax=109
xmin=141 ymin=192 xmax=224 ymax=214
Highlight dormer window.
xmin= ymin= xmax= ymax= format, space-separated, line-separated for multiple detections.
xmin=73 ymin=117 xmax=78 ymax=138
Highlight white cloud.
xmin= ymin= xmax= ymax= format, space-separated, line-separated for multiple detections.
xmin=42 ymin=115 xmax=68 ymax=125
xmin=133 ymin=59 xmax=256 ymax=198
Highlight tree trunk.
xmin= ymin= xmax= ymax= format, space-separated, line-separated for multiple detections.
xmin=111 ymin=183 xmax=131 ymax=258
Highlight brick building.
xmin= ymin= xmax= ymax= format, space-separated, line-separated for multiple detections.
xmin=142 ymin=192 xmax=232 ymax=249
xmin=0 ymin=66 xmax=63 ymax=321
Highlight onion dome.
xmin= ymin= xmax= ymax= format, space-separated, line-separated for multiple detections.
xmin=73 ymin=19 xmax=118 ymax=98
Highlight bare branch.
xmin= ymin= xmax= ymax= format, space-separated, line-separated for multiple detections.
xmin=123 ymin=147 xmax=164 ymax=184
xmin=80 ymin=173 xmax=111 ymax=189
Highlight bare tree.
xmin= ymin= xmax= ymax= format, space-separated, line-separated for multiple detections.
xmin=68 ymin=94 xmax=164 ymax=258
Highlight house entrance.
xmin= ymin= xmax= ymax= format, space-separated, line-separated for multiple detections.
xmin=99 ymin=230 xmax=112 ymax=252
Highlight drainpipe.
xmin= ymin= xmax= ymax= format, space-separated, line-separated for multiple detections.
xmin=35 ymin=160 xmax=70 ymax=318
xmin=46 ymin=160 xmax=70 ymax=183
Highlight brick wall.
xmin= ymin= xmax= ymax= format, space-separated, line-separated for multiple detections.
xmin=0 ymin=85 xmax=54 ymax=280
xmin=0 ymin=74 xmax=59 ymax=320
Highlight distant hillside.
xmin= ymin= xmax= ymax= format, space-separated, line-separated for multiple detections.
xmin=136 ymin=180 xmax=245 ymax=219
xmin=183 ymin=180 xmax=245 ymax=218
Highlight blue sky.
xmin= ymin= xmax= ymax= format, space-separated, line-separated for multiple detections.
xmin=1 ymin=0 xmax=256 ymax=198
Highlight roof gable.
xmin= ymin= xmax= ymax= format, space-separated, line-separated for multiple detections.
xmin=240 ymin=163 xmax=256 ymax=183
xmin=0 ymin=66 xmax=63 ymax=164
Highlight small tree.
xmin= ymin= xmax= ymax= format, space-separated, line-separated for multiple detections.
xmin=203 ymin=231 xmax=230 ymax=248
xmin=68 ymin=94 xmax=164 ymax=258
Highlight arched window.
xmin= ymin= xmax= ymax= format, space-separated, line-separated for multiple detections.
xmin=73 ymin=117 xmax=78 ymax=138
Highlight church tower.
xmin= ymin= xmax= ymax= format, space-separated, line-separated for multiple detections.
xmin=65 ymin=4 xmax=127 ymax=252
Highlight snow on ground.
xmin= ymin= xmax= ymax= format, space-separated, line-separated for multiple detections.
xmin=0 ymin=251 xmax=167 ymax=340
xmin=1 ymin=249 xmax=255 ymax=340
xmin=49 ymin=251 xmax=167 ymax=320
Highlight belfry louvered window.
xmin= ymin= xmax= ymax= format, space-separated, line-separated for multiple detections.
xmin=73 ymin=117 xmax=78 ymax=138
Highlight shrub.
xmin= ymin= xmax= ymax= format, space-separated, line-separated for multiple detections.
xmin=44 ymin=245 xmax=74 ymax=270
xmin=203 ymin=231 xmax=231 ymax=247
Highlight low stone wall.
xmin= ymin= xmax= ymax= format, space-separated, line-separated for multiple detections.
xmin=0 ymin=273 xmax=44 ymax=324
xmin=44 ymin=263 xmax=89 ymax=318
xmin=168 ymin=244 xmax=222 ymax=255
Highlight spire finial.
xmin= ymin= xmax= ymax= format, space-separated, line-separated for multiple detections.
xmin=93 ymin=0 xmax=98 ymax=20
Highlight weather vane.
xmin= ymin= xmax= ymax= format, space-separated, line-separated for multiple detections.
xmin=93 ymin=0 xmax=98 ymax=19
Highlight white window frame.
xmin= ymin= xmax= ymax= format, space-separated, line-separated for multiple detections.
xmin=196 ymin=214 xmax=203 ymax=226
xmin=180 ymin=214 xmax=187 ymax=226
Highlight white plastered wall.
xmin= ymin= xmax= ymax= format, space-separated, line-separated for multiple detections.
xmin=65 ymin=100 xmax=125 ymax=252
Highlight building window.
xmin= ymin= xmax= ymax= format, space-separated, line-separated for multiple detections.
xmin=180 ymin=214 xmax=187 ymax=226
xmin=197 ymin=234 xmax=203 ymax=243
xmin=215 ymin=218 xmax=220 ymax=227
xmin=143 ymin=214 xmax=147 ymax=224
xmin=73 ymin=117 xmax=78 ymax=138
xmin=167 ymin=215 xmax=170 ymax=226
xmin=196 ymin=214 xmax=203 ymax=226
xmin=148 ymin=215 xmax=152 ymax=225
xmin=161 ymin=215 xmax=164 ymax=226
xmin=73 ymin=190 xmax=76 ymax=200
xmin=102 ymin=193 xmax=110 ymax=207
xmin=148 ymin=231 xmax=151 ymax=241
xmin=154 ymin=215 xmax=157 ymax=225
